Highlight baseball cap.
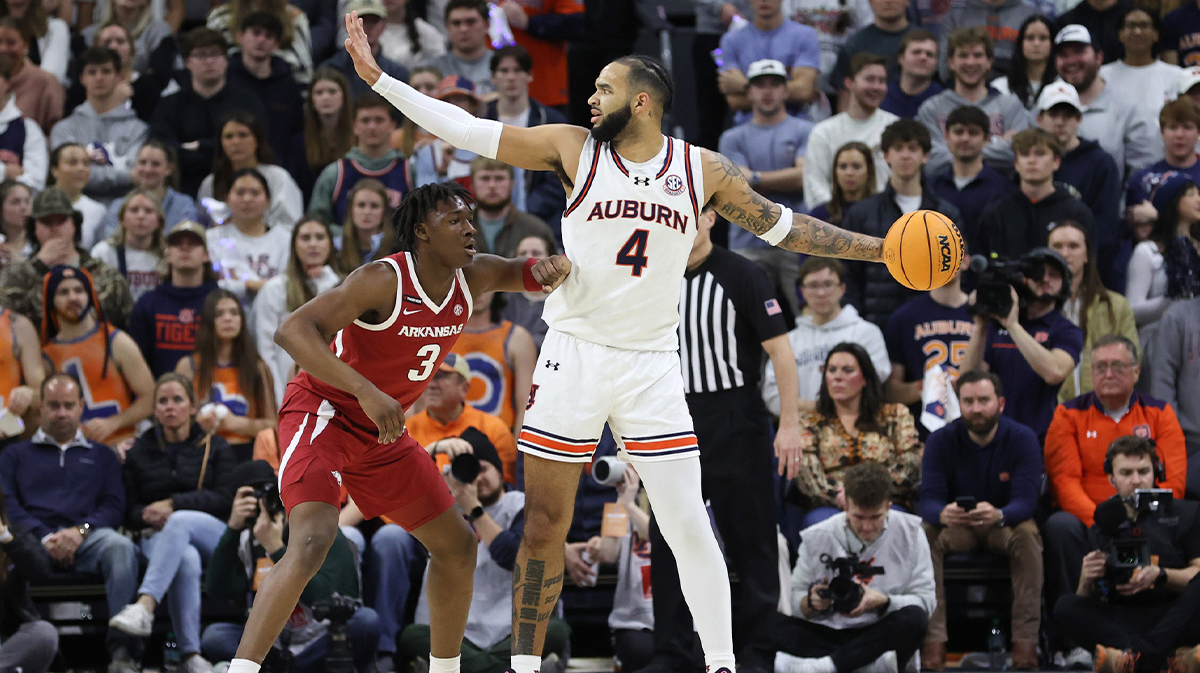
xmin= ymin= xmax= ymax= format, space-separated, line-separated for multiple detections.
xmin=345 ymin=0 xmax=386 ymax=19
xmin=1055 ymin=24 xmax=1094 ymax=47
xmin=1036 ymin=81 xmax=1083 ymax=113
xmin=166 ymin=220 xmax=207 ymax=245
xmin=746 ymin=59 xmax=788 ymax=83
xmin=1180 ymin=66 xmax=1200 ymax=96
xmin=1151 ymin=171 xmax=1196 ymax=214
xmin=31 ymin=186 xmax=81 ymax=223
xmin=439 ymin=353 xmax=471 ymax=380
xmin=436 ymin=76 xmax=479 ymax=103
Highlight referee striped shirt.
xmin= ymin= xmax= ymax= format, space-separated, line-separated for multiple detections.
xmin=677 ymin=246 xmax=789 ymax=394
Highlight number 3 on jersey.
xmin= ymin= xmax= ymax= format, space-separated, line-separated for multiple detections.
xmin=408 ymin=344 xmax=441 ymax=381
xmin=616 ymin=229 xmax=650 ymax=277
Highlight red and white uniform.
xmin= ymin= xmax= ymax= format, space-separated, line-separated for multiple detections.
xmin=277 ymin=251 xmax=473 ymax=529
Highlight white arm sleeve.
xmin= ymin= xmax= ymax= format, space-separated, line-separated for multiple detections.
xmin=372 ymin=73 xmax=503 ymax=160
xmin=761 ymin=206 xmax=793 ymax=246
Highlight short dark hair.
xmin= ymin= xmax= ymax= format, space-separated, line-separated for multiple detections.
xmin=354 ymin=91 xmax=394 ymax=117
xmin=881 ymin=119 xmax=932 ymax=154
xmin=848 ymin=52 xmax=887 ymax=79
xmin=394 ymin=182 xmax=475 ymax=253
xmin=1104 ymin=435 xmax=1158 ymax=474
xmin=490 ymin=44 xmax=532 ymax=74
xmin=1160 ymin=97 xmax=1200 ymax=129
xmin=614 ymin=54 xmax=674 ymax=113
xmin=1091 ymin=333 xmax=1140 ymax=362
xmin=240 ymin=11 xmax=284 ymax=40
xmin=445 ymin=0 xmax=488 ymax=22
xmin=947 ymin=26 xmax=995 ymax=60
xmin=41 ymin=371 xmax=82 ymax=399
xmin=955 ymin=369 xmax=1003 ymax=397
xmin=78 ymin=46 xmax=122 ymax=71
xmin=945 ymin=105 xmax=990 ymax=136
xmin=183 ymin=27 xmax=228 ymax=58
xmin=898 ymin=29 xmax=937 ymax=58
xmin=798 ymin=256 xmax=846 ymax=285
xmin=843 ymin=462 xmax=893 ymax=510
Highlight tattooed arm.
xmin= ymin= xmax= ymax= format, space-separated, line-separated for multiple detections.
xmin=701 ymin=148 xmax=884 ymax=262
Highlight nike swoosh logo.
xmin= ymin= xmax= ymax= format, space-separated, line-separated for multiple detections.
xmin=403 ymin=307 xmax=422 ymax=315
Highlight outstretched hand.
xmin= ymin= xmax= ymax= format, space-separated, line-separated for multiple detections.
xmin=344 ymin=11 xmax=383 ymax=86
xmin=532 ymin=255 xmax=572 ymax=294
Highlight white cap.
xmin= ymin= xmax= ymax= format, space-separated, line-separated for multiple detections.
xmin=1179 ymin=66 xmax=1200 ymax=96
xmin=746 ymin=59 xmax=788 ymax=82
xmin=1055 ymin=24 xmax=1094 ymax=46
xmin=1036 ymin=81 xmax=1083 ymax=113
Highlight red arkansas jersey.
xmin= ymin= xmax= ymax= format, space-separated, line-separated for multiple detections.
xmin=283 ymin=251 xmax=473 ymax=432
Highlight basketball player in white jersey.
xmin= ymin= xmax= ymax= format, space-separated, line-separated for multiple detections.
xmin=345 ymin=13 xmax=887 ymax=673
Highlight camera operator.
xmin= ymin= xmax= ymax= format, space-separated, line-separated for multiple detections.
xmin=1054 ymin=436 xmax=1200 ymax=673
xmin=917 ymin=371 xmax=1044 ymax=671
xmin=200 ymin=460 xmax=381 ymax=673
xmin=400 ymin=431 xmax=570 ymax=673
xmin=744 ymin=461 xmax=934 ymax=673
xmin=961 ymin=247 xmax=1083 ymax=441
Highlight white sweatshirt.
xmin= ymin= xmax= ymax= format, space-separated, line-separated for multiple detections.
xmin=253 ymin=265 xmax=342 ymax=406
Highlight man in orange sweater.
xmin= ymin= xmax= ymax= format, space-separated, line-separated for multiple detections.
xmin=1042 ymin=334 xmax=1188 ymax=652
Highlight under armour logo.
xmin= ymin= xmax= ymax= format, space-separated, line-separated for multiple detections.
xmin=1087 ymin=431 xmax=1098 ymax=438
xmin=544 ymin=360 xmax=560 ymax=370
xmin=632 ymin=176 xmax=650 ymax=186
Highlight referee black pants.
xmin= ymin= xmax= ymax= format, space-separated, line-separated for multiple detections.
xmin=649 ymin=388 xmax=780 ymax=667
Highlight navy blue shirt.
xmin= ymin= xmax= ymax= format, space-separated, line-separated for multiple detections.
xmin=1125 ymin=157 xmax=1200 ymax=206
xmin=127 ymin=280 xmax=220 ymax=378
xmin=884 ymin=294 xmax=975 ymax=439
xmin=918 ymin=416 xmax=1044 ymax=526
xmin=928 ymin=165 xmax=1015 ymax=253
xmin=984 ymin=309 xmax=1084 ymax=440
xmin=1160 ymin=2 xmax=1200 ymax=66
xmin=881 ymin=79 xmax=944 ymax=119
xmin=0 ymin=432 xmax=125 ymax=539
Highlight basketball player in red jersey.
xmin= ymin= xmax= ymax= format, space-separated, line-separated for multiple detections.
xmin=341 ymin=14 xmax=889 ymax=673
xmin=224 ymin=182 xmax=571 ymax=673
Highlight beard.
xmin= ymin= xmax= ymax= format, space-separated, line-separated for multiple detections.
xmin=591 ymin=104 xmax=633 ymax=143
xmin=477 ymin=195 xmax=512 ymax=213
xmin=55 ymin=304 xmax=88 ymax=325
xmin=964 ymin=412 xmax=1000 ymax=437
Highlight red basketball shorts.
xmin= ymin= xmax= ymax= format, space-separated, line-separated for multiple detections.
xmin=276 ymin=386 xmax=454 ymax=531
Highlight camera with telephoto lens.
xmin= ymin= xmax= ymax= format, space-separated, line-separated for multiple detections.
xmin=450 ymin=452 xmax=481 ymax=483
xmin=968 ymin=253 xmax=1050 ymax=318
xmin=1093 ymin=491 xmax=1174 ymax=597
xmin=592 ymin=456 xmax=627 ymax=487
xmin=818 ymin=553 xmax=886 ymax=613
xmin=247 ymin=481 xmax=285 ymax=528
xmin=311 ymin=593 xmax=361 ymax=673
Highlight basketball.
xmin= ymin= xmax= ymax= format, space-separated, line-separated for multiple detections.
xmin=882 ymin=210 xmax=965 ymax=291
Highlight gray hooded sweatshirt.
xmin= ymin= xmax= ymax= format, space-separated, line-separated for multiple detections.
xmin=49 ymin=101 xmax=148 ymax=201
xmin=917 ymin=87 xmax=1031 ymax=177
xmin=1149 ymin=297 xmax=1200 ymax=454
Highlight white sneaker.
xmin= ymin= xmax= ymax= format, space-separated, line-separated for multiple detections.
xmin=182 ymin=655 xmax=214 ymax=673
xmin=1064 ymin=647 xmax=1095 ymax=669
xmin=776 ymin=653 xmax=831 ymax=673
xmin=108 ymin=603 xmax=154 ymax=637
xmin=107 ymin=656 xmax=140 ymax=673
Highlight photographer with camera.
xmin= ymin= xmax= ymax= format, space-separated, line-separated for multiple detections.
xmin=400 ymin=430 xmax=570 ymax=673
xmin=917 ymin=371 xmax=1044 ymax=671
xmin=961 ymin=246 xmax=1083 ymax=441
xmin=201 ymin=460 xmax=381 ymax=673
xmin=1053 ymin=436 xmax=1200 ymax=673
xmin=744 ymin=461 xmax=934 ymax=673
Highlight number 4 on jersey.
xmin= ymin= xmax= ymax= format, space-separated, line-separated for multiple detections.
xmin=616 ymin=229 xmax=650 ymax=277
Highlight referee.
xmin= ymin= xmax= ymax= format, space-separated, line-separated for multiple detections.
xmin=646 ymin=205 xmax=803 ymax=673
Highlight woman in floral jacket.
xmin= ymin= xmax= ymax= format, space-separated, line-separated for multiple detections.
xmin=794 ymin=342 xmax=922 ymax=528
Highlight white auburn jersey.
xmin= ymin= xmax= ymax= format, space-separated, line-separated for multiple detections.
xmin=542 ymin=135 xmax=706 ymax=351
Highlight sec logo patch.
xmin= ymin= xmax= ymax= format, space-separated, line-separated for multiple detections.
xmin=663 ymin=175 xmax=685 ymax=196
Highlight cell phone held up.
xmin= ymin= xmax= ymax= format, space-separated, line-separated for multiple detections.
xmin=956 ymin=496 xmax=978 ymax=512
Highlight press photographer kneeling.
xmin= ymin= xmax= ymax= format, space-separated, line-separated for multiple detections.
xmin=746 ymin=461 xmax=934 ymax=673
xmin=1054 ymin=436 xmax=1200 ymax=673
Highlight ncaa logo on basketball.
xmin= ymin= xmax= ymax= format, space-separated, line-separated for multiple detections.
xmin=663 ymin=175 xmax=685 ymax=196
xmin=937 ymin=234 xmax=953 ymax=272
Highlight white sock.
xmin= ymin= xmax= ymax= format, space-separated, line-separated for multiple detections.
xmin=226 ymin=659 xmax=261 ymax=673
xmin=706 ymin=655 xmax=736 ymax=672
xmin=511 ymin=653 xmax=541 ymax=673
xmin=430 ymin=655 xmax=460 ymax=673
xmin=636 ymin=457 xmax=734 ymax=658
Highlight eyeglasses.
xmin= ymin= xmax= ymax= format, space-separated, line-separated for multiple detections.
xmin=1091 ymin=361 xmax=1135 ymax=375
xmin=802 ymin=280 xmax=842 ymax=291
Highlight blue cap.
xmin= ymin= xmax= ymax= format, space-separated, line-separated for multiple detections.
xmin=1151 ymin=171 xmax=1196 ymax=214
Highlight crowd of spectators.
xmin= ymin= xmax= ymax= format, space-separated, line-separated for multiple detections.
xmin=0 ymin=0 xmax=1195 ymax=673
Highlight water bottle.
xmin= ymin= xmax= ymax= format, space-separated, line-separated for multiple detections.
xmin=988 ymin=618 xmax=1007 ymax=671
xmin=163 ymin=631 xmax=181 ymax=673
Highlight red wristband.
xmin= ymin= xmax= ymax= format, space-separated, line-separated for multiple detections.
xmin=522 ymin=257 xmax=541 ymax=291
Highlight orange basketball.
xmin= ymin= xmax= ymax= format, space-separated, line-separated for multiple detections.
xmin=882 ymin=210 xmax=965 ymax=291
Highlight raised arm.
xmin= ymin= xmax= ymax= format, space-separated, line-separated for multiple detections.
xmin=343 ymin=11 xmax=586 ymax=176
xmin=461 ymin=253 xmax=572 ymax=296
xmin=701 ymin=148 xmax=883 ymax=261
